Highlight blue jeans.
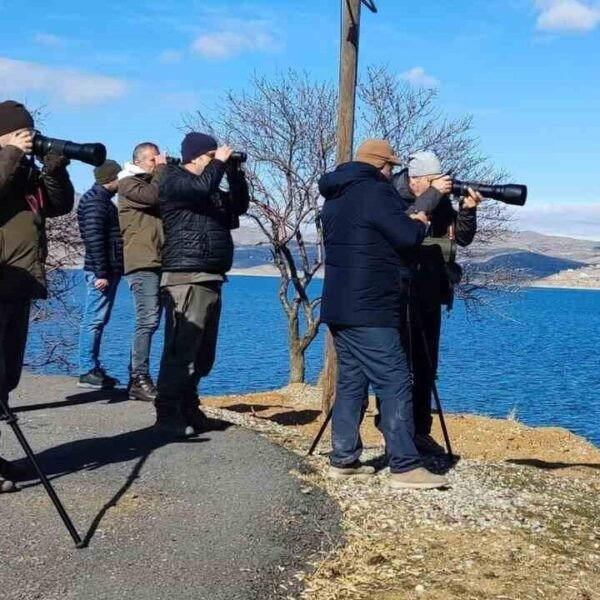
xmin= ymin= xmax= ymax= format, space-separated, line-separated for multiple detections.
xmin=126 ymin=270 xmax=161 ymax=377
xmin=330 ymin=326 xmax=422 ymax=473
xmin=78 ymin=272 xmax=119 ymax=374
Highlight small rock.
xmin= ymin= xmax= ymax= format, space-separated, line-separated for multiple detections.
xmin=415 ymin=584 xmax=425 ymax=595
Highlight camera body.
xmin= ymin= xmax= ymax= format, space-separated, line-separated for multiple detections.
xmin=32 ymin=133 xmax=106 ymax=167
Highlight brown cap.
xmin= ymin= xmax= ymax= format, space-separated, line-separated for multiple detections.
xmin=0 ymin=101 xmax=34 ymax=137
xmin=355 ymin=139 xmax=402 ymax=169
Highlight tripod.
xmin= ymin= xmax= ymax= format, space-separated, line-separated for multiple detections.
xmin=307 ymin=302 xmax=453 ymax=458
xmin=0 ymin=395 xmax=83 ymax=547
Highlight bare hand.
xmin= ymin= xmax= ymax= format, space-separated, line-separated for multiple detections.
xmin=6 ymin=129 xmax=34 ymax=154
xmin=94 ymin=278 xmax=109 ymax=291
xmin=463 ymin=187 xmax=483 ymax=209
xmin=431 ymin=174 xmax=452 ymax=195
xmin=154 ymin=153 xmax=167 ymax=166
xmin=215 ymin=145 xmax=234 ymax=163
xmin=409 ymin=211 xmax=429 ymax=226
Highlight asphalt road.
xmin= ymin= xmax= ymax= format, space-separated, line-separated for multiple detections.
xmin=0 ymin=374 xmax=341 ymax=600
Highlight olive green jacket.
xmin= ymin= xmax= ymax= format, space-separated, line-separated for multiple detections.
xmin=117 ymin=163 xmax=166 ymax=275
xmin=0 ymin=145 xmax=75 ymax=299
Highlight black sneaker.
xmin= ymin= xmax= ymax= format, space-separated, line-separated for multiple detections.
xmin=154 ymin=414 xmax=192 ymax=437
xmin=128 ymin=374 xmax=157 ymax=402
xmin=0 ymin=477 xmax=17 ymax=493
xmin=78 ymin=367 xmax=118 ymax=389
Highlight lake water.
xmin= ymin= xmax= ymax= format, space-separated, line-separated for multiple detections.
xmin=25 ymin=273 xmax=600 ymax=447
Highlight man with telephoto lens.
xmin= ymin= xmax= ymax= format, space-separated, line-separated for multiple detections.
xmin=154 ymin=132 xmax=249 ymax=436
xmin=320 ymin=139 xmax=448 ymax=490
xmin=0 ymin=100 xmax=74 ymax=493
xmin=393 ymin=151 xmax=481 ymax=455
xmin=118 ymin=143 xmax=167 ymax=402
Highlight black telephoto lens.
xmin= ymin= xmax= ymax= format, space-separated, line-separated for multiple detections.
xmin=451 ymin=180 xmax=527 ymax=206
xmin=32 ymin=133 xmax=107 ymax=167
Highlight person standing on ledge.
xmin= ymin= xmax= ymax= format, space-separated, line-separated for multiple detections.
xmin=319 ymin=139 xmax=449 ymax=490
xmin=154 ymin=133 xmax=249 ymax=436
xmin=118 ymin=143 xmax=167 ymax=403
xmin=77 ymin=160 xmax=123 ymax=389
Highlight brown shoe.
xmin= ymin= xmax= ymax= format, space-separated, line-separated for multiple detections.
xmin=389 ymin=467 xmax=449 ymax=490
xmin=328 ymin=461 xmax=376 ymax=480
xmin=414 ymin=433 xmax=446 ymax=456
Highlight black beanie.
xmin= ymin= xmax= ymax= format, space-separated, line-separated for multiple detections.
xmin=181 ymin=132 xmax=217 ymax=164
xmin=94 ymin=159 xmax=122 ymax=185
xmin=0 ymin=101 xmax=34 ymax=137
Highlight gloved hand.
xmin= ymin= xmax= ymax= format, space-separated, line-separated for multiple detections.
xmin=42 ymin=150 xmax=70 ymax=175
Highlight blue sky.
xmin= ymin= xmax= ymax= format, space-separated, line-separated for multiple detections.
xmin=1 ymin=0 xmax=599 ymax=238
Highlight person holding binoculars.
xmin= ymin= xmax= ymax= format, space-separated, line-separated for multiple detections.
xmin=154 ymin=132 xmax=249 ymax=437
xmin=0 ymin=101 xmax=74 ymax=493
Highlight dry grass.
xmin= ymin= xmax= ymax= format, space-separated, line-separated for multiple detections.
xmin=202 ymin=387 xmax=600 ymax=600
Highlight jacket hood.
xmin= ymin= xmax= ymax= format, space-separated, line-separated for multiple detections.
xmin=319 ymin=161 xmax=388 ymax=200
xmin=391 ymin=168 xmax=415 ymax=204
xmin=118 ymin=161 xmax=148 ymax=181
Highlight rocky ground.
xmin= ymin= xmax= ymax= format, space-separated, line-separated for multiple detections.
xmin=203 ymin=385 xmax=600 ymax=600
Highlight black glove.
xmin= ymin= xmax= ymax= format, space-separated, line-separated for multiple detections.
xmin=42 ymin=150 xmax=70 ymax=175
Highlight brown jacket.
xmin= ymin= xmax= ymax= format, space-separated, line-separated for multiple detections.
xmin=117 ymin=163 xmax=166 ymax=274
xmin=0 ymin=146 xmax=75 ymax=299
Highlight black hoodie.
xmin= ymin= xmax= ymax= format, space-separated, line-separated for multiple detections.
xmin=319 ymin=161 xmax=426 ymax=328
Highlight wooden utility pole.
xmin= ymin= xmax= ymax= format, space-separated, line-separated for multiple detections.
xmin=321 ymin=0 xmax=376 ymax=416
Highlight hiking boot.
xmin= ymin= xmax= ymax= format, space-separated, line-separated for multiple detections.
xmin=78 ymin=367 xmax=118 ymax=390
xmin=328 ymin=460 xmax=376 ymax=480
xmin=0 ymin=477 xmax=17 ymax=493
xmin=0 ymin=457 xmax=26 ymax=482
xmin=415 ymin=433 xmax=446 ymax=456
xmin=128 ymin=374 xmax=157 ymax=402
xmin=154 ymin=414 xmax=191 ymax=437
xmin=389 ymin=467 xmax=449 ymax=490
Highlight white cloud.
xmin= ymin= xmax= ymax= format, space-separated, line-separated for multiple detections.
xmin=534 ymin=0 xmax=600 ymax=32
xmin=514 ymin=203 xmax=600 ymax=240
xmin=0 ymin=57 xmax=130 ymax=106
xmin=158 ymin=49 xmax=182 ymax=64
xmin=34 ymin=33 xmax=66 ymax=48
xmin=191 ymin=21 xmax=278 ymax=60
xmin=400 ymin=67 xmax=439 ymax=88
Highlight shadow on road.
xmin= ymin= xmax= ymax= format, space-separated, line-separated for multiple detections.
xmin=507 ymin=458 xmax=600 ymax=471
xmin=13 ymin=388 xmax=129 ymax=413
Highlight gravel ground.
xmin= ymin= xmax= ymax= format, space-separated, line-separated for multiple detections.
xmin=0 ymin=375 xmax=342 ymax=600
xmin=203 ymin=399 xmax=600 ymax=600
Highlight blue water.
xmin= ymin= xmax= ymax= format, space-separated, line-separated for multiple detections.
xmin=26 ymin=273 xmax=600 ymax=447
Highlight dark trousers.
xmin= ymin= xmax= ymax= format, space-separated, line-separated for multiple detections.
xmin=156 ymin=282 xmax=222 ymax=416
xmin=126 ymin=270 xmax=162 ymax=377
xmin=330 ymin=326 xmax=422 ymax=474
xmin=0 ymin=298 xmax=31 ymax=458
xmin=409 ymin=301 xmax=441 ymax=435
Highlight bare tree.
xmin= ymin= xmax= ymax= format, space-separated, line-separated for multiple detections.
xmin=28 ymin=205 xmax=83 ymax=370
xmin=185 ymin=71 xmax=338 ymax=383
xmin=358 ymin=65 xmax=521 ymax=305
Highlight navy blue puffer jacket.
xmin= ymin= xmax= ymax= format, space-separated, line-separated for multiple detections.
xmin=77 ymin=184 xmax=124 ymax=278
xmin=319 ymin=162 xmax=427 ymax=328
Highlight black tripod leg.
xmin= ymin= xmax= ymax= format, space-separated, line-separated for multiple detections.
xmin=412 ymin=303 xmax=454 ymax=459
xmin=307 ymin=408 xmax=333 ymax=456
xmin=0 ymin=399 xmax=83 ymax=548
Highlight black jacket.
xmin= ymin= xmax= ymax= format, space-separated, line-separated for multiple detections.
xmin=159 ymin=161 xmax=249 ymax=274
xmin=393 ymin=169 xmax=477 ymax=305
xmin=77 ymin=183 xmax=124 ymax=278
xmin=319 ymin=162 xmax=427 ymax=328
